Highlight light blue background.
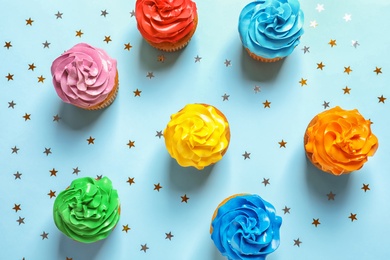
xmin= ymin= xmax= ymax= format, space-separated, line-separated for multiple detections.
xmin=1 ymin=0 xmax=390 ymax=259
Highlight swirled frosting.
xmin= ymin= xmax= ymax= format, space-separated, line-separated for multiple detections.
xmin=135 ymin=0 xmax=197 ymax=43
xmin=238 ymin=0 xmax=304 ymax=59
xmin=53 ymin=177 xmax=120 ymax=243
xmin=211 ymin=194 xmax=282 ymax=260
xmin=163 ymin=104 xmax=230 ymax=170
xmin=305 ymin=106 xmax=378 ymax=175
xmin=51 ymin=43 xmax=117 ymax=109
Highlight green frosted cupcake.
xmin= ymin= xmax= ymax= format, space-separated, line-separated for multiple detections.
xmin=53 ymin=176 xmax=120 ymax=243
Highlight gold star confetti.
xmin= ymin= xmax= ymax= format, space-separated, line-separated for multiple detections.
xmin=343 ymin=86 xmax=351 ymax=94
xmin=328 ymin=39 xmax=337 ymax=47
xmin=361 ymin=183 xmax=370 ymax=192
xmin=262 ymin=178 xmax=270 ymax=186
xmin=40 ymin=231 xmax=49 ymax=240
xmin=299 ymin=78 xmax=307 ymax=86
xmin=37 ymin=75 xmax=45 ymax=83
xmin=263 ymin=100 xmax=271 ymax=108
xmin=157 ymin=55 xmax=166 ymax=63
xmin=181 ymin=194 xmax=189 ymax=203
xmin=6 ymin=73 xmax=14 ymax=81
xmin=140 ymin=244 xmax=149 ymax=252
xmin=165 ymin=232 xmax=174 ymax=240
xmin=312 ymin=218 xmax=321 ymax=227
xmin=13 ymin=204 xmax=21 ymax=212
xmin=49 ymin=168 xmax=58 ymax=177
xmin=28 ymin=63 xmax=36 ymax=71
xmin=282 ymin=206 xmax=290 ymax=214
xmin=124 ymin=43 xmax=132 ymax=50
xmin=104 ymin=36 xmax=112 ymax=43
xmin=317 ymin=62 xmax=325 ymax=70
xmin=133 ymin=89 xmax=142 ymax=97
xmin=4 ymin=41 xmax=12 ymax=49
xmin=344 ymin=66 xmax=352 ymax=74
xmin=348 ymin=213 xmax=357 ymax=222
xmin=278 ymin=140 xmax=287 ymax=148
xmin=154 ymin=183 xmax=162 ymax=191
xmin=127 ymin=140 xmax=135 ymax=148
xmin=242 ymin=151 xmax=251 ymax=160
xmin=127 ymin=177 xmax=135 ymax=185
xmin=374 ymin=67 xmax=382 ymax=75
xmin=122 ymin=225 xmax=131 ymax=233
xmin=75 ymin=30 xmax=83 ymax=37
xmin=378 ymin=95 xmax=386 ymax=103
xmin=48 ymin=190 xmax=56 ymax=198
xmin=293 ymin=238 xmax=302 ymax=247
xmin=327 ymin=191 xmax=336 ymax=200
xmin=23 ymin=113 xmax=31 ymax=121
xmin=25 ymin=18 xmax=34 ymax=25
xmin=87 ymin=136 xmax=95 ymax=144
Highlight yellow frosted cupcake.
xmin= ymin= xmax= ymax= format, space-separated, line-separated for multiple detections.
xmin=163 ymin=103 xmax=230 ymax=170
xmin=304 ymin=106 xmax=378 ymax=175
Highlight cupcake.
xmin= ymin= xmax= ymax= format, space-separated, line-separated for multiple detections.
xmin=238 ymin=0 xmax=304 ymax=62
xmin=163 ymin=103 xmax=230 ymax=170
xmin=51 ymin=43 xmax=119 ymax=110
xmin=135 ymin=0 xmax=198 ymax=52
xmin=210 ymin=194 xmax=282 ymax=260
xmin=304 ymin=106 xmax=379 ymax=175
xmin=53 ymin=176 xmax=120 ymax=243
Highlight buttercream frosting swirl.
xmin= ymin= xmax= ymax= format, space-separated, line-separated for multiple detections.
xmin=135 ymin=0 xmax=197 ymax=43
xmin=53 ymin=177 xmax=120 ymax=243
xmin=238 ymin=0 xmax=304 ymax=59
xmin=51 ymin=43 xmax=117 ymax=108
xmin=305 ymin=106 xmax=378 ymax=175
xmin=163 ymin=104 xmax=230 ymax=170
xmin=211 ymin=194 xmax=282 ymax=260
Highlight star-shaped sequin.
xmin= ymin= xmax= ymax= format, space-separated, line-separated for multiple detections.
xmin=25 ymin=18 xmax=34 ymax=26
xmin=253 ymin=85 xmax=261 ymax=93
xmin=224 ymin=59 xmax=231 ymax=67
xmin=49 ymin=168 xmax=58 ymax=177
xmin=293 ymin=238 xmax=302 ymax=247
xmin=101 ymin=10 xmax=109 ymax=17
xmin=48 ymin=190 xmax=56 ymax=198
xmin=122 ymin=225 xmax=131 ymax=233
xmin=312 ymin=218 xmax=320 ymax=227
xmin=299 ymin=78 xmax=307 ymax=86
xmin=37 ymin=75 xmax=45 ymax=83
xmin=315 ymin=4 xmax=325 ymax=12
xmin=194 ymin=55 xmax=202 ymax=63
xmin=127 ymin=140 xmax=135 ymax=148
xmin=104 ymin=36 xmax=112 ymax=44
xmin=328 ymin=39 xmax=337 ymax=47
xmin=327 ymin=191 xmax=336 ymax=200
xmin=165 ymin=232 xmax=174 ymax=240
xmin=55 ymin=11 xmax=63 ymax=19
xmin=8 ymin=100 xmax=16 ymax=108
xmin=378 ymin=95 xmax=386 ymax=103
xmin=6 ymin=73 xmax=14 ymax=81
xmin=154 ymin=183 xmax=162 ymax=191
xmin=40 ymin=231 xmax=49 ymax=240
xmin=140 ymin=244 xmax=149 ymax=252
xmin=53 ymin=114 xmax=61 ymax=122
xmin=130 ymin=10 xmax=135 ymax=17
xmin=222 ymin=93 xmax=230 ymax=101
xmin=75 ymin=30 xmax=83 ymax=37
xmin=28 ymin=63 xmax=36 ymax=71
xmin=242 ymin=151 xmax=251 ymax=160
xmin=13 ymin=204 xmax=21 ymax=212
xmin=42 ymin=41 xmax=50 ymax=48
xmin=73 ymin=167 xmax=80 ymax=175
xmin=348 ymin=213 xmax=357 ymax=222
xmin=156 ymin=130 xmax=163 ymax=138
xmin=16 ymin=216 xmax=25 ymax=225
xmin=262 ymin=100 xmax=271 ymax=108
xmin=344 ymin=66 xmax=352 ymax=74
xmin=278 ymin=140 xmax=287 ymax=148
xmin=322 ymin=101 xmax=330 ymax=109
xmin=146 ymin=72 xmax=154 ymax=79
xmin=14 ymin=171 xmax=22 ymax=179
xmin=23 ymin=113 xmax=31 ymax=121
xmin=374 ymin=67 xmax=382 ymax=75
xmin=262 ymin=178 xmax=270 ymax=186
xmin=96 ymin=175 xmax=103 ymax=180
xmin=302 ymin=46 xmax=310 ymax=53
xmin=87 ymin=136 xmax=95 ymax=144
xmin=282 ymin=206 xmax=290 ymax=214
xmin=157 ymin=55 xmax=166 ymax=63
xmin=317 ymin=62 xmax=325 ymax=70
xmin=11 ymin=146 xmax=19 ymax=154
xmin=181 ymin=194 xmax=189 ymax=203
xmin=127 ymin=177 xmax=135 ymax=185
xmin=4 ymin=41 xmax=12 ymax=49
xmin=351 ymin=40 xmax=360 ymax=48
xmin=43 ymin=148 xmax=52 ymax=156
xmin=309 ymin=20 xmax=318 ymax=28
xmin=124 ymin=43 xmax=132 ymax=51
xmin=361 ymin=183 xmax=370 ymax=192
xmin=343 ymin=13 xmax=352 ymax=22
xmin=343 ymin=86 xmax=351 ymax=94
xmin=133 ymin=89 xmax=142 ymax=97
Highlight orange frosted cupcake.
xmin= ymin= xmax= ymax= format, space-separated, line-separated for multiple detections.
xmin=304 ymin=106 xmax=378 ymax=175
xmin=135 ymin=0 xmax=198 ymax=52
xmin=163 ymin=104 xmax=230 ymax=170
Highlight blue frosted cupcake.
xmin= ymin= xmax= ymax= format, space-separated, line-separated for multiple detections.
xmin=238 ymin=0 xmax=304 ymax=62
xmin=210 ymin=194 xmax=282 ymax=260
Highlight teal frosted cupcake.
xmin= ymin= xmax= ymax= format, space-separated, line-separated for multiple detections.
xmin=210 ymin=194 xmax=282 ymax=260
xmin=53 ymin=176 xmax=120 ymax=243
xmin=238 ymin=0 xmax=304 ymax=62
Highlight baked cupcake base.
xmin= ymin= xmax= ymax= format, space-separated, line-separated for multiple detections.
xmin=245 ymin=48 xmax=283 ymax=62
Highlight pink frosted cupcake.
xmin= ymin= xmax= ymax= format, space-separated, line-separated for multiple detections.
xmin=51 ymin=43 xmax=119 ymax=110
